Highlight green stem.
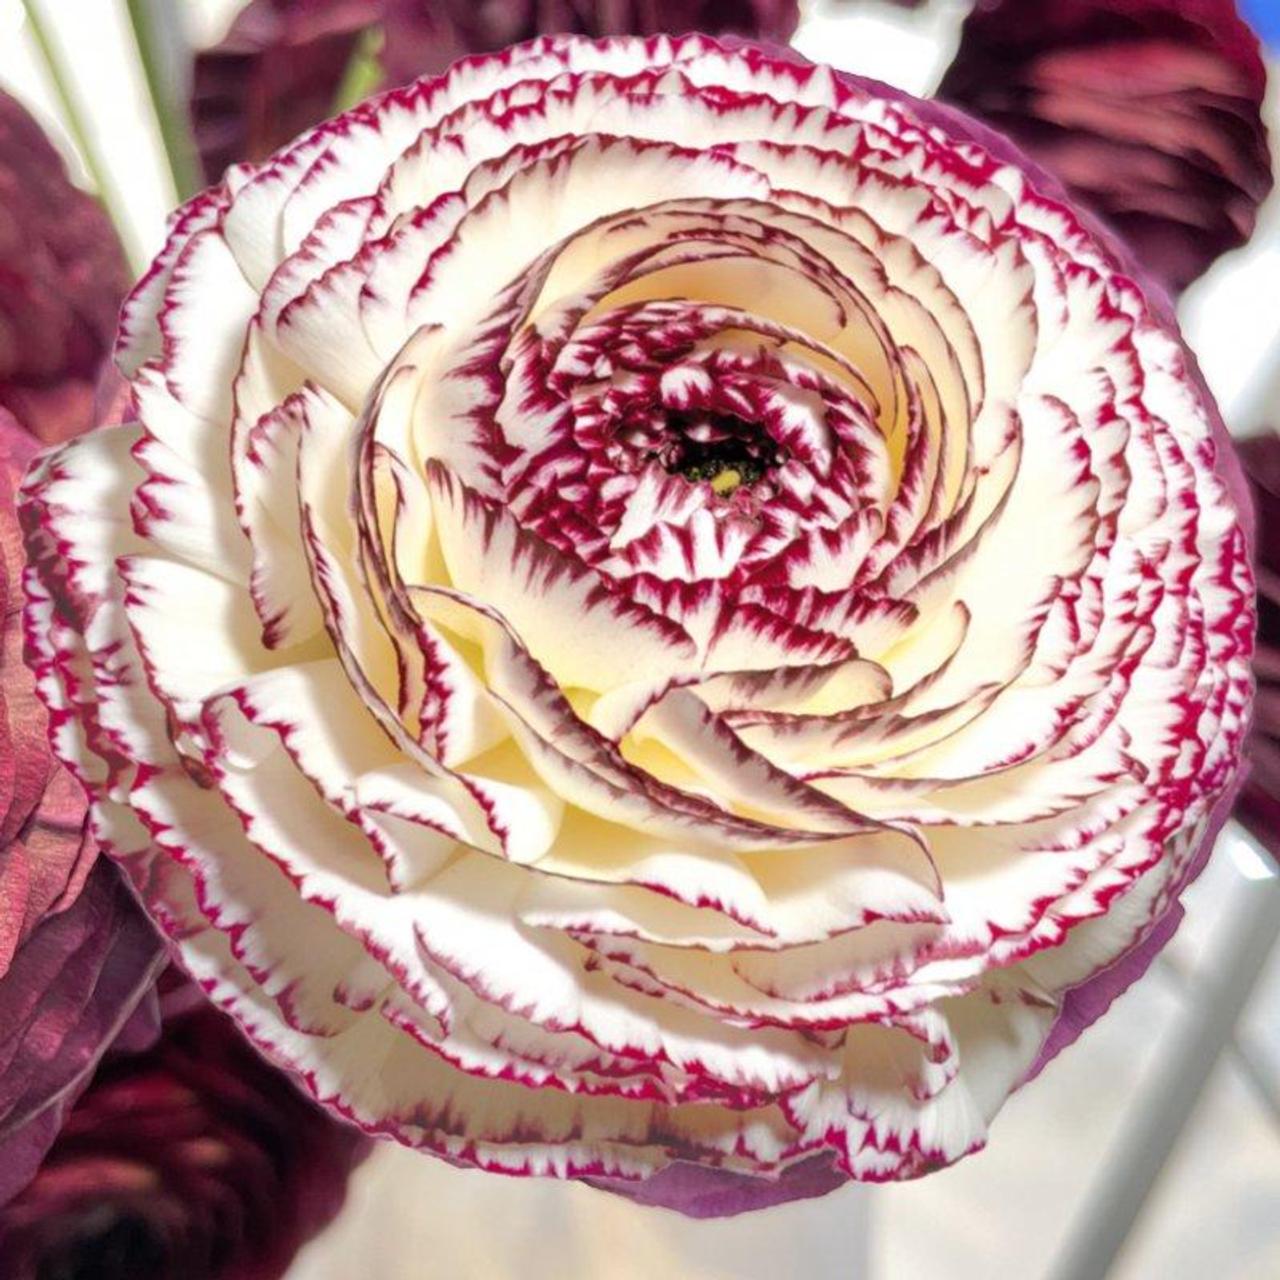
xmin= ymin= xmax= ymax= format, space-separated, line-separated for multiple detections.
xmin=123 ymin=0 xmax=201 ymax=203
xmin=19 ymin=0 xmax=143 ymax=272
xmin=331 ymin=25 xmax=385 ymax=116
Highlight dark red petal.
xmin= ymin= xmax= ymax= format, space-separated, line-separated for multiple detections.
xmin=938 ymin=0 xmax=1272 ymax=293
xmin=0 ymin=862 xmax=164 ymax=1209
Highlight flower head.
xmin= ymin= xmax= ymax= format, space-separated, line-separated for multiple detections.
xmin=0 ymin=92 xmax=130 ymax=443
xmin=0 ymin=1001 xmax=370 ymax=1280
xmin=938 ymin=0 xmax=1272 ymax=295
xmin=26 ymin=36 xmax=1253 ymax=1214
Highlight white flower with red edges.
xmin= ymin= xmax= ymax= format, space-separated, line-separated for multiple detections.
xmin=21 ymin=36 xmax=1253 ymax=1216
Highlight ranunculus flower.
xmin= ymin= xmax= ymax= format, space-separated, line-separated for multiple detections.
xmin=25 ymin=35 xmax=1252 ymax=1215
xmin=0 ymin=409 xmax=163 ymax=1206
xmin=0 ymin=92 xmax=130 ymax=444
xmin=192 ymin=0 xmax=801 ymax=183
xmin=1236 ymin=432 xmax=1280 ymax=855
xmin=0 ymin=1001 xmax=370 ymax=1280
xmin=937 ymin=0 xmax=1272 ymax=295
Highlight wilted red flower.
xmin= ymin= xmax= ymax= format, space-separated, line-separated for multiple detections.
xmin=0 ymin=1002 xmax=371 ymax=1280
xmin=0 ymin=93 xmax=130 ymax=444
xmin=0 ymin=408 xmax=163 ymax=1205
xmin=192 ymin=0 xmax=801 ymax=182
xmin=938 ymin=0 xmax=1272 ymax=295
xmin=1235 ymin=432 xmax=1280 ymax=855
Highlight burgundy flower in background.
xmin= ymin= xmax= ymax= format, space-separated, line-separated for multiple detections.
xmin=0 ymin=409 xmax=164 ymax=1206
xmin=378 ymin=0 xmax=802 ymax=84
xmin=0 ymin=1001 xmax=371 ymax=1280
xmin=938 ymin=0 xmax=1272 ymax=295
xmin=1236 ymin=432 xmax=1280 ymax=857
xmin=192 ymin=0 xmax=801 ymax=182
xmin=0 ymin=92 xmax=130 ymax=444
xmin=192 ymin=0 xmax=377 ymax=185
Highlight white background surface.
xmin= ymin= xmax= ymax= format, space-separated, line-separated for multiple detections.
xmin=2 ymin=2 xmax=1277 ymax=1276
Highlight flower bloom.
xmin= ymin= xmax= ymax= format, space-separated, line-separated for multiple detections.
xmin=0 ymin=92 xmax=130 ymax=443
xmin=24 ymin=36 xmax=1252 ymax=1214
xmin=0 ymin=1001 xmax=370 ymax=1280
xmin=0 ymin=410 xmax=163 ymax=1206
xmin=938 ymin=0 xmax=1272 ymax=295
xmin=193 ymin=0 xmax=800 ymax=183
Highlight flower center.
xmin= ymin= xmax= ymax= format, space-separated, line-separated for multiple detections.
xmin=659 ymin=409 xmax=784 ymax=495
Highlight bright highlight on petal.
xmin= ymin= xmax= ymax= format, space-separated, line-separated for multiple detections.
xmin=24 ymin=34 xmax=1253 ymax=1216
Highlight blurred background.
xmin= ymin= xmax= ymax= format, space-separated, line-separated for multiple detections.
xmin=1 ymin=1 xmax=1278 ymax=1276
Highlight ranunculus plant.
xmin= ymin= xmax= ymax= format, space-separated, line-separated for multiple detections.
xmin=23 ymin=35 xmax=1253 ymax=1215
